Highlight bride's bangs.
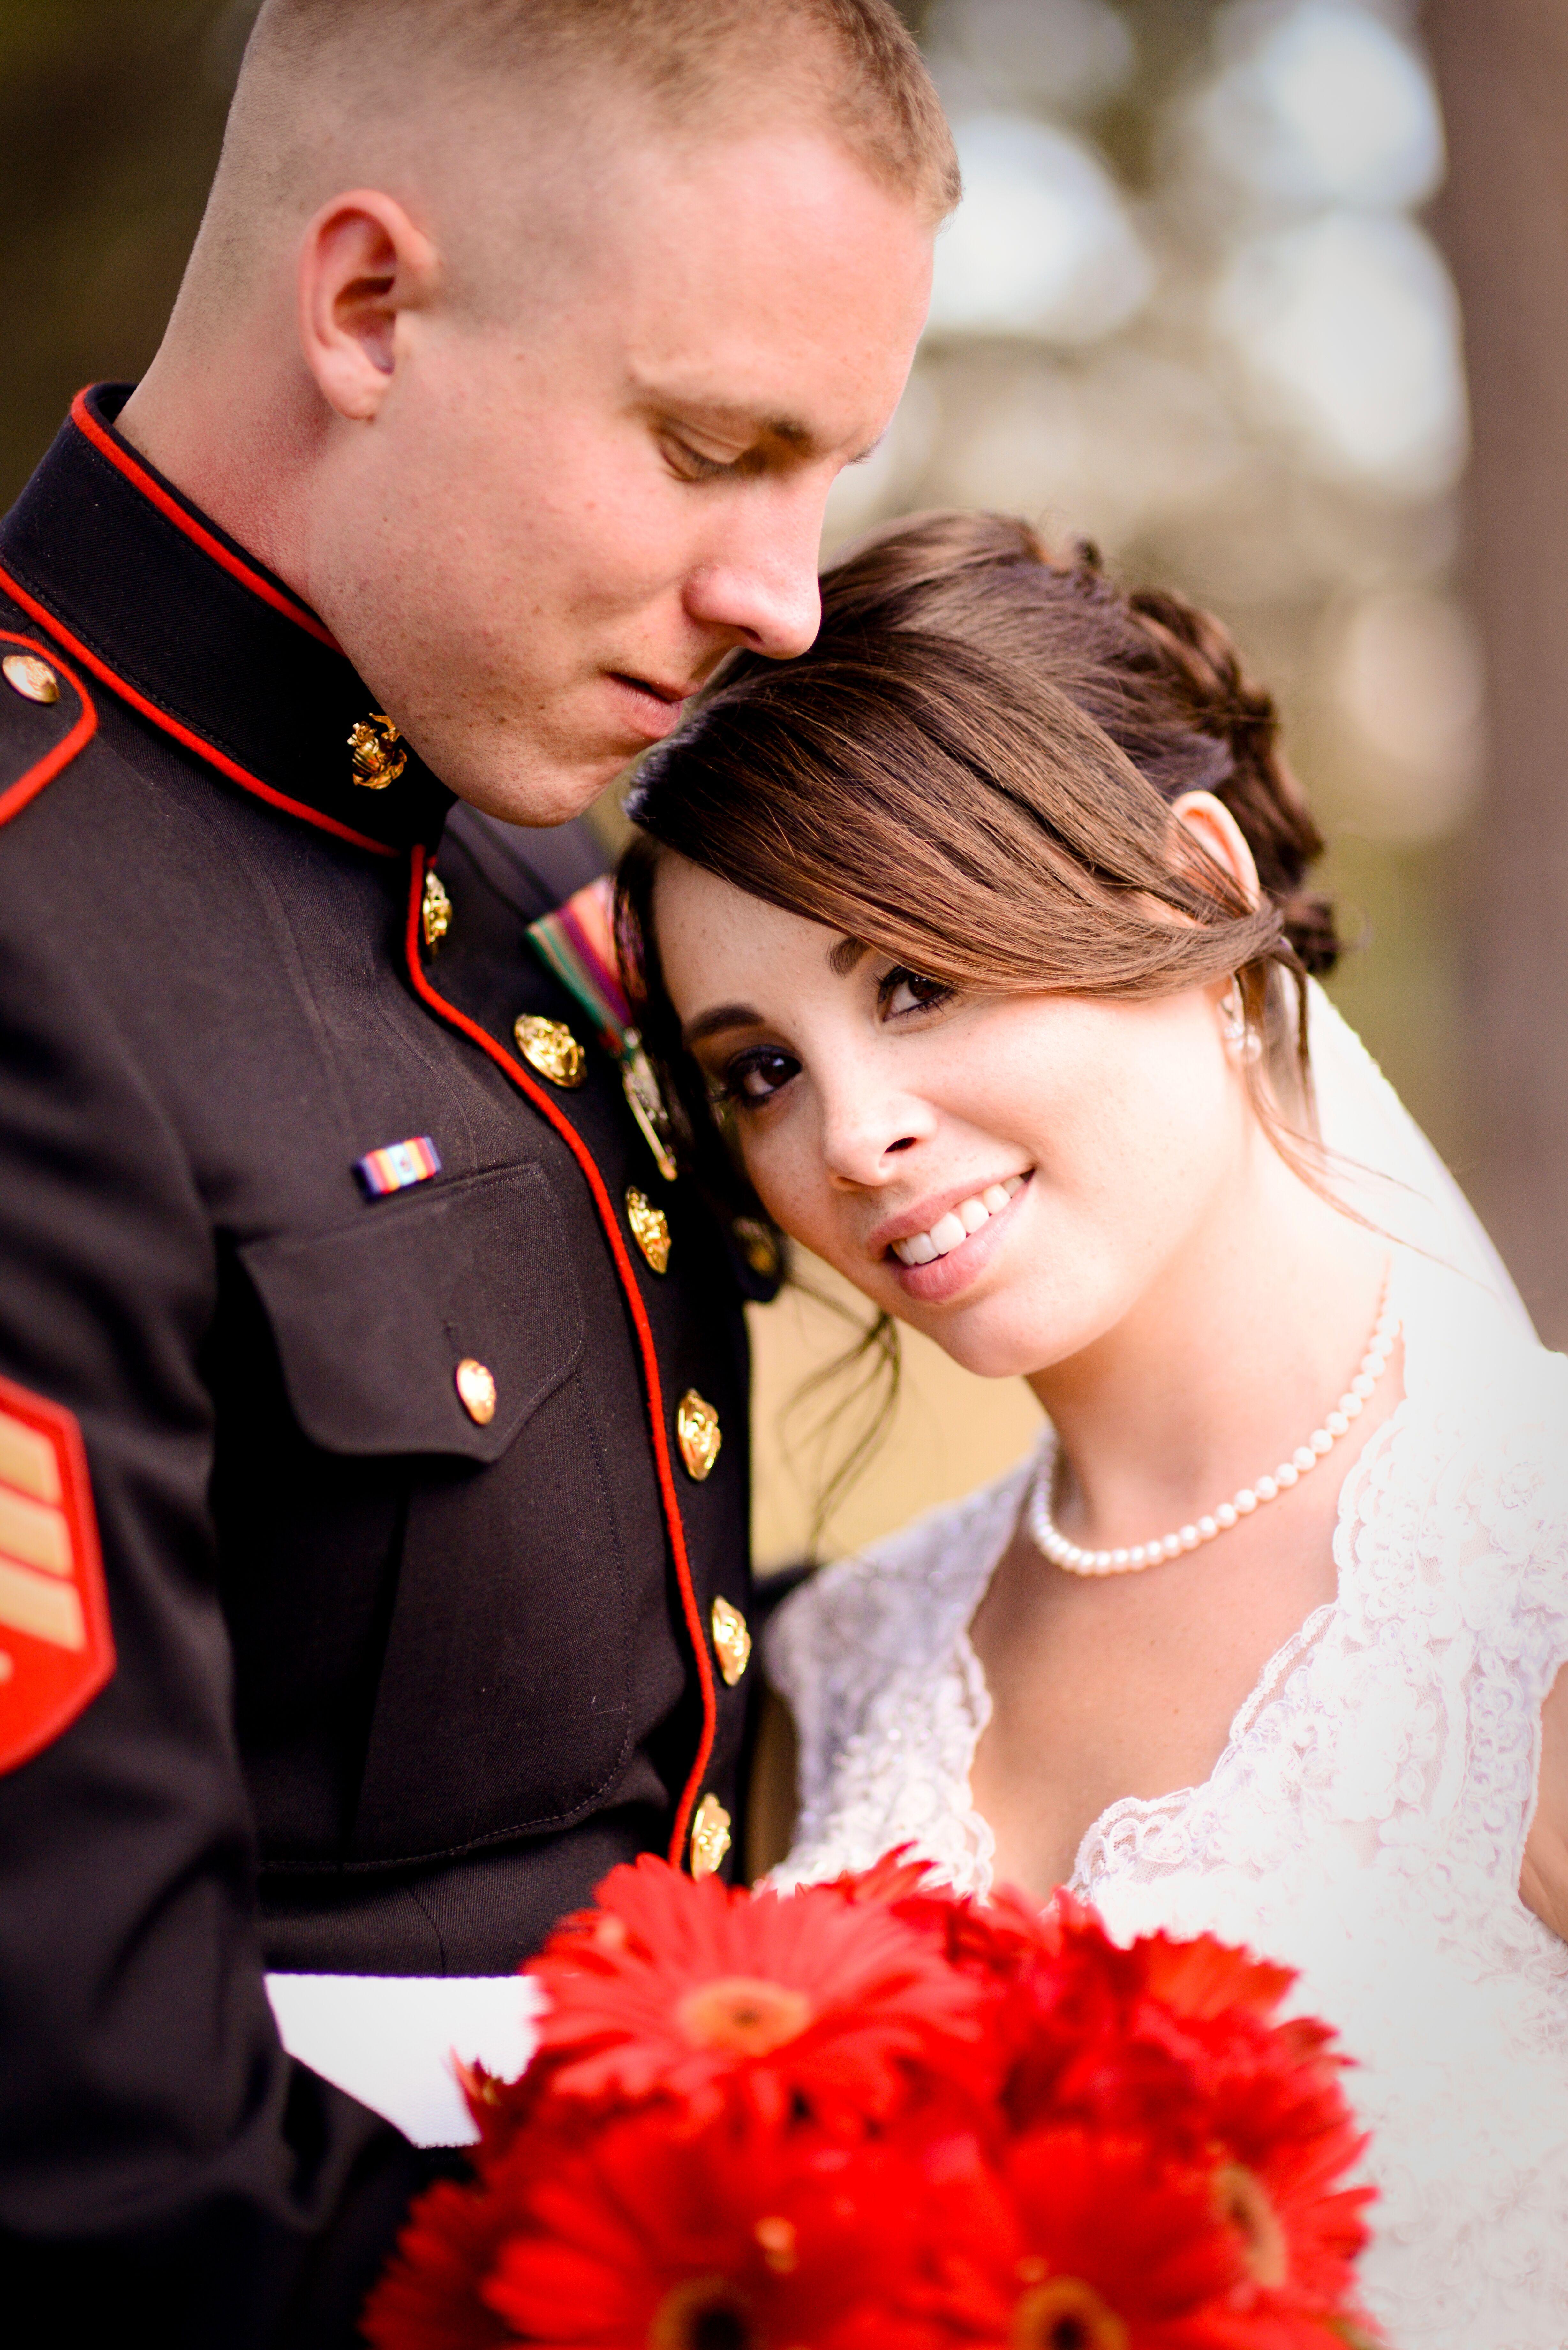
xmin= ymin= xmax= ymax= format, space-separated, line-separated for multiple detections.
xmin=621 ymin=509 xmax=1339 ymax=1179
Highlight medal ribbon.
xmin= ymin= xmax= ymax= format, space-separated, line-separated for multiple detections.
xmin=528 ymin=876 xmax=678 ymax=1182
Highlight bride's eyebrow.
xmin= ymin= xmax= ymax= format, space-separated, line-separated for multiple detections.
xmin=682 ymin=1003 xmax=764 ymax=1049
xmin=828 ymin=937 xmax=868 ymax=977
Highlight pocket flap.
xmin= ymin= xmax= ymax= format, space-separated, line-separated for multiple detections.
xmin=241 ymin=1165 xmax=584 ymax=1462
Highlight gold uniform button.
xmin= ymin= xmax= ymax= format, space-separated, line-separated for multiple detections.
xmin=3 ymin=652 xmax=60 ymax=705
xmin=676 ymin=1389 xmax=721 ymax=1482
xmin=513 ymin=1014 xmax=587 ymax=1089
xmin=689 ymin=1792 xmax=732 ymax=1879
xmin=455 ymin=1357 xmax=497 ymax=1425
xmin=732 ymin=1218 xmax=780 ymax=1280
xmin=626 ymin=1187 xmax=671 ymax=1274
xmin=347 ymin=713 xmax=406 ymax=789
xmin=422 ymin=868 xmax=452 ymax=950
xmin=711 ymin=1596 xmax=751 ymax=1686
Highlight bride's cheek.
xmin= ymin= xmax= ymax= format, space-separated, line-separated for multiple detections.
xmin=735 ymin=1128 xmax=798 ymax=1231
xmin=748 ymin=1139 xmax=832 ymax=1257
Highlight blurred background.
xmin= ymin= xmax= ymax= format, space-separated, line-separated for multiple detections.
xmin=2 ymin=0 xmax=1562 ymax=1562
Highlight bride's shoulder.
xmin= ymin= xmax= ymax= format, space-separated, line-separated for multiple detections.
xmin=762 ymin=1452 xmax=1035 ymax=1700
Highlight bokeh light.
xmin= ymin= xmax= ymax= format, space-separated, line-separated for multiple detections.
xmin=928 ymin=113 xmax=1153 ymax=342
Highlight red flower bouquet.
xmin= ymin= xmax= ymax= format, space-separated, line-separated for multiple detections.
xmin=364 ymin=1854 xmax=1380 ymax=2350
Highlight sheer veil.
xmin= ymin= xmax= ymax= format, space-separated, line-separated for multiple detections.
xmin=1305 ymin=981 xmax=1534 ymax=1341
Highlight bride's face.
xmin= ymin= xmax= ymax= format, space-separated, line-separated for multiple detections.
xmin=655 ymin=854 xmax=1256 ymax=1379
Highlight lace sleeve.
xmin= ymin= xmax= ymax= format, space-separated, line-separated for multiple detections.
xmin=760 ymin=1462 xmax=1034 ymax=1883
xmin=761 ymin=1527 xmax=946 ymax=1830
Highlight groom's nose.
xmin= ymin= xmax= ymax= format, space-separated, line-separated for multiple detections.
xmin=681 ymin=491 xmax=825 ymax=661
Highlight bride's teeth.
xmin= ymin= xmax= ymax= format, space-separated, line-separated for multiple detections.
xmin=893 ymin=1177 xmax=1028 ymax=1269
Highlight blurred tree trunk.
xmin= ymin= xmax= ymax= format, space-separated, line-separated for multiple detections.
xmin=1426 ymin=0 xmax=1568 ymax=1342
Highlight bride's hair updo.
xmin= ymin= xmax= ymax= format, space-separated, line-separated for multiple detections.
xmin=620 ymin=508 xmax=1337 ymax=1197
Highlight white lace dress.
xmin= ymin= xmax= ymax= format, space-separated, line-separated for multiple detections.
xmin=765 ymin=1250 xmax=1568 ymax=2347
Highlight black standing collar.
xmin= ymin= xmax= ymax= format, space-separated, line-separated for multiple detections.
xmin=0 ymin=384 xmax=452 ymax=856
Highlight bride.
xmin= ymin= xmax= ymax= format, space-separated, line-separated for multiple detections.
xmin=617 ymin=512 xmax=1568 ymax=2346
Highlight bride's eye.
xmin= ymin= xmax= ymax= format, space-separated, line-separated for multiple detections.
xmin=718 ymin=1046 xmax=801 ymax=1106
xmin=879 ymin=966 xmax=955 ymax=1020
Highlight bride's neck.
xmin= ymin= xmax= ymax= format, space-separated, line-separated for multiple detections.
xmin=1027 ymin=1135 xmax=1389 ymax=1540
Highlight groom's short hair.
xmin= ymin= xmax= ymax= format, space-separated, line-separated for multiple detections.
xmin=225 ymin=0 xmax=958 ymax=227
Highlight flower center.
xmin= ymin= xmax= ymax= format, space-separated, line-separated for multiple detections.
xmin=1012 ymin=2277 xmax=1128 ymax=2350
xmin=649 ymin=2278 xmax=756 ymax=2350
xmin=753 ymin=2215 xmax=798 ymax=2275
xmin=1213 ymin=2163 xmax=1290 ymax=2290
xmin=675 ymin=1975 xmax=815 ymax=2056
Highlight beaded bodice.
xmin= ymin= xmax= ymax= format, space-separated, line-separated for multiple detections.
xmin=765 ymin=1254 xmax=1568 ymax=2346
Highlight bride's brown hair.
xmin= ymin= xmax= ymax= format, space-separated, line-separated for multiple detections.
xmin=618 ymin=508 xmax=1336 ymax=1212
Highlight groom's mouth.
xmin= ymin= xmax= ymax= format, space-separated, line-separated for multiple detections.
xmin=604 ymin=671 xmax=693 ymax=743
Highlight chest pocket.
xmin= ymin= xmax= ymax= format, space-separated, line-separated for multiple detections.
xmin=242 ymin=1164 xmax=637 ymax=1865
xmin=242 ymin=1163 xmax=584 ymax=1460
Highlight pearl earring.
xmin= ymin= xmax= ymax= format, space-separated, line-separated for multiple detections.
xmin=1219 ymin=987 xmax=1260 ymax=1062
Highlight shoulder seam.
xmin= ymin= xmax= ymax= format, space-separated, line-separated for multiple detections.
xmin=0 ymin=631 xmax=97 ymax=830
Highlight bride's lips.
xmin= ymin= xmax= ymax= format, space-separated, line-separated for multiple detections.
xmin=877 ymin=1173 xmax=1032 ymax=1305
xmin=604 ymin=671 xmax=693 ymax=744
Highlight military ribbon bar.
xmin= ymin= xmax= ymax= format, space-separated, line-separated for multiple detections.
xmin=355 ymin=1135 xmax=442 ymax=1198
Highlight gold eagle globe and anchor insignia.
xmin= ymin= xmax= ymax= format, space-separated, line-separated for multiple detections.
xmin=710 ymin=1596 xmax=751 ymax=1687
xmin=513 ymin=1015 xmax=587 ymax=1089
xmin=625 ymin=1187 xmax=671 ymax=1275
xmin=688 ymin=1792 xmax=732 ymax=1879
xmin=675 ymin=1389 xmax=721 ymax=1482
xmin=347 ymin=713 xmax=407 ymax=790
xmin=421 ymin=869 xmax=452 ymax=951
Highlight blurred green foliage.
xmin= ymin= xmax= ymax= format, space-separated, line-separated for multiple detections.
xmin=0 ymin=0 xmax=238 ymax=505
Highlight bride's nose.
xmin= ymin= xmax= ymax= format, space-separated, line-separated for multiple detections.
xmin=818 ymin=1074 xmax=938 ymax=1190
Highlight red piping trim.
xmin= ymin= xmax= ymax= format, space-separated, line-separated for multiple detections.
xmin=0 ymin=634 xmax=97 ymax=827
xmin=402 ymin=849 xmax=719 ymax=1870
xmin=0 ymin=562 xmax=396 ymax=859
xmin=70 ymin=390 xmax=340 ymax=651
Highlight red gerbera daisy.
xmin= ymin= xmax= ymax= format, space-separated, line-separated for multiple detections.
xmin=481 ymin=2097 xmax=958 ymax=2350
xmin=364 ymin=2173 xmax=516 ymax=2350
xmin=527 ymin=1856 xmax=989 ymax=2128
xmin=985 ymin=1910 xmax=1376 ymax=2334
xmin=910 ymin=2126 xmax=1249 ymax=2350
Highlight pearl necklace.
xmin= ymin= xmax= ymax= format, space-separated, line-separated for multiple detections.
xmin=1028 ymin=1275 xmax=1399 ymax=1578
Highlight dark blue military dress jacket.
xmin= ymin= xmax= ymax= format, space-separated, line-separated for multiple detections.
xmin=0 ymin=386 xmax=763 ymax=2344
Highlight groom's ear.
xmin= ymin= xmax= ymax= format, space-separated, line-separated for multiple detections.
xmin=1169 ymin=791 xmax=1263 ymax=912
xmin=297 ymin=190 xmax=440 ymax=423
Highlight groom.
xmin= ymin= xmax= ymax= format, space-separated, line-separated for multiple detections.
xmin=0 ymin=0 xmax=948 ymax=2338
